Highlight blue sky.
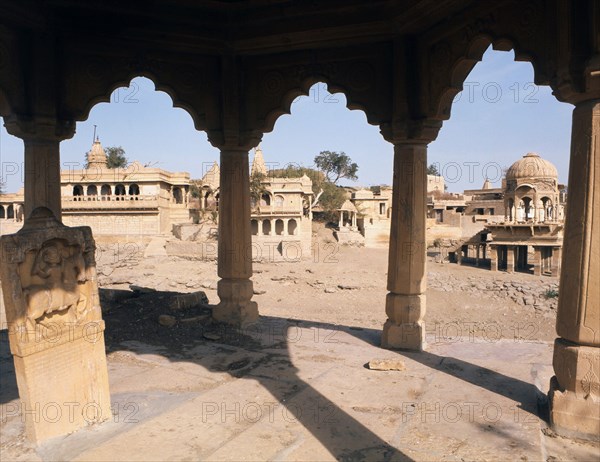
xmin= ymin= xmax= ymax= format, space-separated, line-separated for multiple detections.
xmin=0 ymin=47 xmax=573 ymax=194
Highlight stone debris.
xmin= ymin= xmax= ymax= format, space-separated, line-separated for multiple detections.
xmin=253 ymin=289 xmax=267 ymax=295
xmin=130 ymin=284 xmax=156 ymax=294
xmin=324 ymin=287 xmax=337 ymax=293
xmin=271 ymin=275 xmax=296 ymax=282
xmin=180 ymin=314 xmax=210 ymax=324
xmin=368 ymin=359 xmax=406 ymax=371
xmin=338 ymin=284 xmax=360 ymax=290
xmin=203 ymin=332 xmax=222 ymax=341
xmin=158 ymin=314 xmax=177 ymax=327
xmin=169 ymin=291 xmax=209 ymax=311
xmin=427 ymin=271 xmax=559 ymax=311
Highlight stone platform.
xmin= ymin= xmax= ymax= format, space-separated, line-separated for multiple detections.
xmin=1 ymin=317 xmax=598 ymax=461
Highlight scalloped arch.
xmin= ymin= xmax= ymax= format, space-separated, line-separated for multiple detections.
xmin=260 ymin=75 xmax=380 ymax=136
xmin=72 ymin=72 xmax=206 ymax=133
xmin=436 ymin=33 xmax=548 ymax=121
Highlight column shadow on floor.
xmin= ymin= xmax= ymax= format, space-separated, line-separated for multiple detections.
xmin=0 ymin=305 xmax=547 ymax=460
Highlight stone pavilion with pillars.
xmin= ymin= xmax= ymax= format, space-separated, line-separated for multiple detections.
xmin=62 ymin=138 xmax=192 ymax=235
xmin=0 ymin=0 xmax=598 ymax=444
xmin=486 ymin=152 xmax=565 ymax=276
xmin=0 ymin=138 xmax=194 ymax=237
xmin=199 ymin=145 xmax=314 ymax=260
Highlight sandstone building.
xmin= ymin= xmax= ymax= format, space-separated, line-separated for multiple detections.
xmin=455 ymin=153 xmax=566 ymax=277
xmin=351 ymin=175 xmax=443 ymax=247
xmin=198 ymin=145 xmax=314 ymax=260
xmin=0 ymin=139 xmax=193 ymax=236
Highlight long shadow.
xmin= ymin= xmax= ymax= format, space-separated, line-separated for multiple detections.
xmin=0 ymin=291 xmax=547 ymax=460
xmin=285 ymin=317 xmax=544 ymax=418
xmin=101 ymin=297 xmax=410 ymax=462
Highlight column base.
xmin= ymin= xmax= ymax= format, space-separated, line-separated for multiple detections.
xmin=549 ymin=378 xmax=600 ymax=441
xmin=14 ymin=333 xmax=111 ymax=443
xmin=381 ymin=319 xmax=426 ymax=350
xmin=212 ymin=278 xmax=259 ymax=327
xmin=548 ymin=339 xmax=600 ymax=441
xmin=382 ymin=293 xmax=426 ymax=350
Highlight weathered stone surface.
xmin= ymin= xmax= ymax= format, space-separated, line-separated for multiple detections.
xmin=203 ymin=332 xmax=221 ymax=341
xmin=0 ymin=208 xmax=111 ymax=443
xmin=549 ymin=100 xmax=600 ymax=442
xmin=130 ymin=284 xmax=156 ymax=294
xmin=158 ymin=314 xmax=177 ymax=327
xmin=169 ymin=291 xmax=209 ymax=311
xmin=180 ymin=314 xmax=210 ymax=324
xmin=368 ymin=358 xmax=406 ymax=371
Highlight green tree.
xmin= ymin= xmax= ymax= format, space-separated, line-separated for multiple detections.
xmin=249 ymin=172 xmax=268 ymax=209
xmin=85 ymin=146 xmax=128 ymax=169
xmin=105 ymin=146 xmax=128 ymax=168
xmin=427 ymin=163 xmax=440 ymax=176
xmin=189 ymin=179 xmax=202 ymax=199
xmin=271 ymin=164 xmax=346 ymax=221
xmin=313 ymin=151 xmax=358 ymax=184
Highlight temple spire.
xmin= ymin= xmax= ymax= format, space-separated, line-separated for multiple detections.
xmin=251 ymin=143 xmax=267 ymax=176
xmin=86 ymin=137 xmax=108 ymax=169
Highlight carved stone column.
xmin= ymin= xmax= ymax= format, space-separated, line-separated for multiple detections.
xmin=213 ymin=149 xmax=258 ymax=327
xmin=382 ymin=142 xmax=428 ymax=350
xmin=4 ymin=117 xmax=74 ymax=221
xmin=0 ymin=208 xmax=111 ymax=443
xmin=549 ymin=100 xmax=600 ymax=441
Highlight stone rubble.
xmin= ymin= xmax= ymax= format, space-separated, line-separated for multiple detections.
xmin=427 ymin=271 xmax=559 ymax=311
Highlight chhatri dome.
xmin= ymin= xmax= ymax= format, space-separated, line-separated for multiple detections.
xmin=505 ymin=152 xmax=558 ymax=181
xmin=86 ymin=137 xmax=108 ymax=169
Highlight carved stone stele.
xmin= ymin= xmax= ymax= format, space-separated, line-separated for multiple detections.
xmin=0 ymin=207 xmax=111 ymax=443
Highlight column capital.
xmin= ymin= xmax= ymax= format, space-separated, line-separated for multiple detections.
xmin=380 ymin=118 xmax=442 ymax=145
xmin=553 ymin=54 xmax=600 ymax=106
xmin=3 ymin=115 xmax=75 ymax=142
xmin=208 ymin=130 xmax=263 ymax=153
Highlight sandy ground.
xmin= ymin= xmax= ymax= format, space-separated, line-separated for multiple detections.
xmin=96 ymin=230 xmax=559 ymax=346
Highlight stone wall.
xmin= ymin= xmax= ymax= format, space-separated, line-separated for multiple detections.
xmin=360 ymin=219 xmax=391 ymax=248
xmin=63 ymin=213 xmax=161 ymax=236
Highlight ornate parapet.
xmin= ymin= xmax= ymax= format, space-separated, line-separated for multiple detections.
xmin=0 ymin=207 xmax=111 ymax=443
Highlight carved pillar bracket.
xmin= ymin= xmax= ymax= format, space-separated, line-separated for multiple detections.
xmin=549 ymin=98 xmax=600 ymax=441
xmin=212 ymin=146 xmax=258 ymax=327
xmin=381 ymin=119 xmax=441 ymax=351
xmin=3 ymin=116 xmax=75 ymax=221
